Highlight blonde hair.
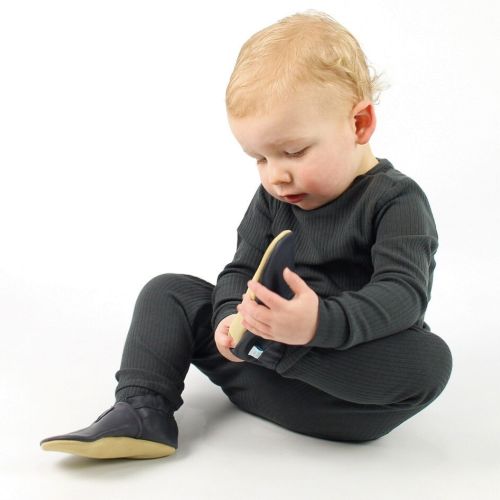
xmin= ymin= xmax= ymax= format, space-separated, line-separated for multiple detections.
xmin=226 ymin=10 xmax=386 ymax=118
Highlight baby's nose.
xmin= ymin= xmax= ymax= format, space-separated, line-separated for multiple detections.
xmin=267 ymin=161 xmax=292 ymax=184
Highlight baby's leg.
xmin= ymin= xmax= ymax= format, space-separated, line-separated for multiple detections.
xmin=274 ymin=327 xmax=453 ymax=441
xmin=41 ymin=273 xmax=217 ymax=459
xmin=114 ymin=273 xmax=216 ymax=411
xmin=195 ymin=326 xmax=452 ymax=442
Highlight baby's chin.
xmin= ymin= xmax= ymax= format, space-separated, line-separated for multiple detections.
xmin=300 ymin=194 xmax=343 ymax=211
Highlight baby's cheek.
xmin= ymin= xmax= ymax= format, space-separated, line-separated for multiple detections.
xmin=302 ymin=175 xmax=325 ymax=196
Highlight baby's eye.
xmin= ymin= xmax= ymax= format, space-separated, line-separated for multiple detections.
xmin=255 ymin=147 xmax=308 ymax=165
xmin=285 ymin=147 xmax=308 ymax=158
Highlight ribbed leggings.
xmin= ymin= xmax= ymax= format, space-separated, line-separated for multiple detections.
xmin=114 ymin=273 xmax=452 ymax=442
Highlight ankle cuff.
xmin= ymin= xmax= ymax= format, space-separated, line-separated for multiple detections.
xmin=124 ymin=393 xmax=173 ymax=415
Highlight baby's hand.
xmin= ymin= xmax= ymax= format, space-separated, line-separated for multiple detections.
xmin=214 ymin=314 xmax=245 ymax=363
xmin=237 ymin=268 xmax=319 ymax=345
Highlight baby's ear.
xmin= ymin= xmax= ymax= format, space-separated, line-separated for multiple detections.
xmin=353 ymin=100 xmax=376 ymax=144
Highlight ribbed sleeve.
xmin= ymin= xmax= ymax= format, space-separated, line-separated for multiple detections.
xmin=305 ymin=178 xmax=438 ymax=349
xmin=211 ymin=185 xmax=273 ymax=331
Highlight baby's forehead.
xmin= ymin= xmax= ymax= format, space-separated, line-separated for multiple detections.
xmin=261 ymin=135 xmax=310 ymax=147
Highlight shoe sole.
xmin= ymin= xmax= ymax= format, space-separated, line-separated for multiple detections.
xmin=41 ymin=437 xmax=176 ymax=459
xmin=228 ymin=229 xmax=292 ymax=344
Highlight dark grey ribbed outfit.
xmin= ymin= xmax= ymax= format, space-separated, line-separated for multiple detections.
xmin=115 ymin=158 xmax=452 ymax=442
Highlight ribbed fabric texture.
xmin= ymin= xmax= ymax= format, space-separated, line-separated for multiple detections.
xmin=112 ymin=157 xmax=453 ymax=442
xmin=114 ymin=273 xmax=452 ymax=442
xmin=115 ymin=274 xmax=215 ymax=410
xmin=211 ymin=158 xmax=439 ymax=371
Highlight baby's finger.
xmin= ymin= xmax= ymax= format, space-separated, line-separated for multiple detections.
xmin=217 ymin=331 xmax=233 ymax=348
xmin=215 ymin=329 xmax=227 ymax=345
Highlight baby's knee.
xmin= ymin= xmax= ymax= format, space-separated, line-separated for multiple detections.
xmin=143 ymin=272 xmax=185 ymax=289
xmin=139 ymin=273 xmax=185 ymax=296
xmin=406 ymin=331 xmax=453 ymax=406
xmin=428 ymin=334 xmax=452 ymax=394
xmin=135 ymin=273 xmax=201 ymax=306
xmin=137 ymin=273 xmax=214 ymax=307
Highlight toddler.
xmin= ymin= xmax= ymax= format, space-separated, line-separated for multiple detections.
xmin=41 ymin=10 xmax=453 ymax=459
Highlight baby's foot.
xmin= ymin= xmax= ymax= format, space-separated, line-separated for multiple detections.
xmin=40 ymin=394 xmax=177 ymax=459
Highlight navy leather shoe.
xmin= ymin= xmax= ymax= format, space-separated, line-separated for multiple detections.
xmin=229 ymin=230 xmax=296 ymax=370
xmin=40 ymin=394 xmax=178 ymax=459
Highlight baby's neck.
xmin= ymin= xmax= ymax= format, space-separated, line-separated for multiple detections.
xmin=357 ymin=144 xmax=379 ymax=176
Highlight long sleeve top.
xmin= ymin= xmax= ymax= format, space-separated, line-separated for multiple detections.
xmin=211 ymin=158 xmax=438 ymax=372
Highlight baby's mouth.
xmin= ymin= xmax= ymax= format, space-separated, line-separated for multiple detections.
xmin=283 ymin=193 xmax=306 ymax=203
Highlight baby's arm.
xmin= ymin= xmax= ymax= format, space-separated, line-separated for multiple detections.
xmin=306 ymin=178 xmax=438 ymax=350
xmin=211 ymin=185 xmax=273 ymax=332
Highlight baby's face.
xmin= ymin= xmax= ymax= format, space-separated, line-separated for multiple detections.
xmin=228 ymin=86 xmax=375 ymax=211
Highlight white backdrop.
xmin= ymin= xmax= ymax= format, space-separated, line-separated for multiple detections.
xmin=1 ymin=1 xmax=499 ymax=499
